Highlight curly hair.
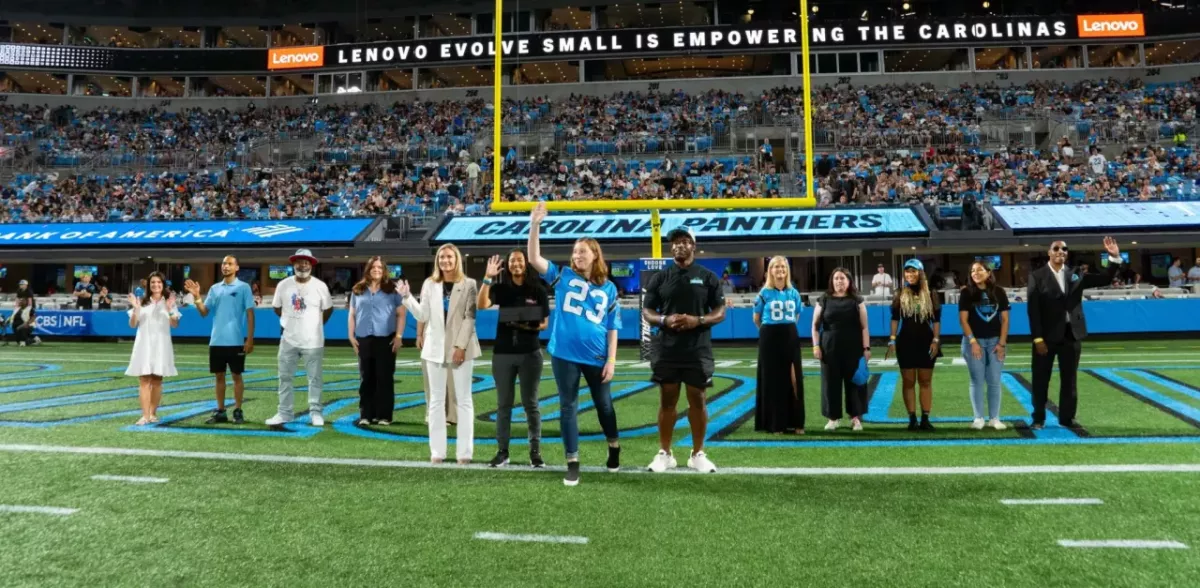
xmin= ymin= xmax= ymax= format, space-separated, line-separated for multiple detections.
xmin=896 ymin=269 xmax=937 ymax=323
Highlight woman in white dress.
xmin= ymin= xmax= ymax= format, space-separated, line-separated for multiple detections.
xmin=126 ymin=272 xmax=181 ymax=425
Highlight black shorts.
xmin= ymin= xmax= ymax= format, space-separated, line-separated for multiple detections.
xmin=209 ymin=346 xmax=247 ymax=375
xmin=651 ymin=357 xmax=715 ymax=389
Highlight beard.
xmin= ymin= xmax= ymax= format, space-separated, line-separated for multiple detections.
xmin=295 ymin=269 xmax=312 ymax=279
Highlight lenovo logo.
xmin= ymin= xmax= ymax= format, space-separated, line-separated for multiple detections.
xmin=1077 ymin=14 xmax=1145 ymax=38
xmin=267 ymin=46 xmax=325 ymax=70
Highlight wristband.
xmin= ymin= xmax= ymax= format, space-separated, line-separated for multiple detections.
xmin=1033 ymin=337 xmax=1044 ymax=344
xmin=482 ymin=278 xmax=494 ymax=286
xmin=932 ymin=338 xmax=940 ymax=344
xmin=864 ymin=347 xmax=871 ymax=351
xmin=887 ymin=340 xmax=895 ymax=346
xmin=969 ymin=336 xmax=977 ymax=343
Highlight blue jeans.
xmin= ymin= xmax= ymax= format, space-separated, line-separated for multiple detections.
xmin=962 ymin=337 xmax=1004 ymax=420
xmin=551 ymin=356 xmax=619 ymax=460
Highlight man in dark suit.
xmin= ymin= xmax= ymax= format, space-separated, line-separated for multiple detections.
xmin=1026 ymin=237 xmax=1124 ymax=430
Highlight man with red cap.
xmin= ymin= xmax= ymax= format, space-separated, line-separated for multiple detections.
xmin=267 ymin=249 xmax=334 ymax=427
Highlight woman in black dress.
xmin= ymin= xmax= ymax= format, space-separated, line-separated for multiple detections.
xmin=885 ymin=259 xmax=942 ymax=431
xmin=811 ymin=268 xmax=872 ymax=432
xmin=753 ymin=256 xmax=805 ymax=434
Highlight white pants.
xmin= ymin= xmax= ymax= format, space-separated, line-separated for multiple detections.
xmin=426 ymin=358 xmax=474 ymax=461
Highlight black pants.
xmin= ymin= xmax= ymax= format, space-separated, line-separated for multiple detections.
xmin=1031 ymin=328 xmax=1082 ymax=424
xmin=492 ymin=350 xmax=544 ymax=452
xmin=357 ymin=334 xmax=397 ymax=421
xmin=820 ymin=351 xmax=864 ymax=420
xmin=5 ymin=318 xmax=35 ymax=345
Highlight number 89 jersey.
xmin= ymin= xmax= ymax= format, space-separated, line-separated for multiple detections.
xmin=754 ymin=286 xmax=803 ymax=326
xmin=542 ymin=262 xmax=622 ymax=367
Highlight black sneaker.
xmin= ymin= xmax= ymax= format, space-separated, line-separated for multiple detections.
xmin=1031 ymin=422 xmax=1045 ymax=430
xmin=529 ymin=450 xmax=545 ymax=469
xmin=204 ymin=410 xmax=228 ymax=424
xmin=606 ymin=446 xmax=621 ymax=472
xmin=232 ymin=408 xmax=245 ymax=425
xmin=488 ymin=451 xmax=510 ymax=468
xmin=563 ymin=462 xmax=581 ymax=487
xmin=907 ymin=420 xmax=919 ymax=431
xmin=919 ymin=419 xmax=936 ymax=431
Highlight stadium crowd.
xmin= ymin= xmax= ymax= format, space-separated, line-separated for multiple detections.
xmin=3 ymin=78 xmax=1200 ymax=224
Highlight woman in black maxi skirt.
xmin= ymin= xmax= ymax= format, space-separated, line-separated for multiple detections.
xmin=753 ymin=256 xmax=805 ymax=434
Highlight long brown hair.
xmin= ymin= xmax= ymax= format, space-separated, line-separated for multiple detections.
xmin=824 ymin=267 xmax=858 ymax=298
xmin=965 ymin=261 xmax=1003 ymax=301
xmin=574 ymin=237 xmax=609 ymax=286
xmin=352 ymin=256 xmax=396 ymax=295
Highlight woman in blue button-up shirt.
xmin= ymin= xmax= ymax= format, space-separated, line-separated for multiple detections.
xmin=348 ymin=256 xmax=407 ymax=426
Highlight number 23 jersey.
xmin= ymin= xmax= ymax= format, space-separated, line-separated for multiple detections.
xmin=542 ymin=262 xmax=622 ymax=367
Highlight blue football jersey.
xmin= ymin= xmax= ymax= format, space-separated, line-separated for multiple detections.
xmin=754 ymin=286 xmax=803 ymax=326
xmin=542 ymin=262 xmax=622 ymax=367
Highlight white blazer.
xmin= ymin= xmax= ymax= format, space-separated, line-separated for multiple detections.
xmin=403 ymin=277 xmax=482 ymax=365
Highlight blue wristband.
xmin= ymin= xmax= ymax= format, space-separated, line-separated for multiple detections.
xmin=482 ymin=278 xmax=494 ymax=286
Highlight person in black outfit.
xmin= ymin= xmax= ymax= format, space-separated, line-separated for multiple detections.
xmin=811 ymin=268 xmax=871 ymax=432
xmin=74 ymin=274 xmax=96 ymax=310
xmin=1026 ymin=237 xmax=1125 ymax=430
xmin=97 ymin=286 xmax=113 ymax=310
xmin=885 ymin=259 xmax=943 ymax=431
xmin=477 ymin=249 xmax=549 ymax=469
xmin=641 ymin=227 xmax=726 ymax=473
xmin=753 ymin=256 xmax=805 ymax=434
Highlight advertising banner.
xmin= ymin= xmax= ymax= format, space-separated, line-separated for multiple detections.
xmin=0 ymin=219 xmax=375 ymax=247
xmin=431 ymin=208 xmax=928 ymax=244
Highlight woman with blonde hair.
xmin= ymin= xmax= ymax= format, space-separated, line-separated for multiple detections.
xmin=398 ymin=244 xmax=482 ymax=465
xmin=753 ymin=256 xmax=804 ymax=434
xmin=348 ymin=256 xmax=407 ymax=426
xmin=125 ymin=271 xmax=181 ymax=426
xmin=884 ymin=259 xmax=943 ymax=431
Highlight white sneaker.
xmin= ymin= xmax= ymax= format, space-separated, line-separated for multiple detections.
xmin=264 ymin=414 xmax=291 ymax=426
xmin=18 ymin=342 xmax=25 ymax=347
xmin=824 ymin=419 xmax=839 ymax=431
xmin=989 ymin=418 xmax=1008 ymax=431
xmin=851 ymin=418 xmax=863 ymax=431
xmin=646 ymin=450 xmax=677 ymax=473
xmin=687 ymin=451 xmax=717 ymax=473
xmin=971 ymin=418 xmax=986 ymax=430
xmin=32 ymin=336 xmax=41 ymax=345
xmin=310 ymin=413 xmax=325 ymax=427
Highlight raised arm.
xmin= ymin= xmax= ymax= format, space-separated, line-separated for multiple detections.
xmin=1086 ymin=236 xmax=1125 ymax=289
xmin=399 ymin=280 xmax=429 ymax=323
xmin=526 ymin=202 xmax=550 ymax=276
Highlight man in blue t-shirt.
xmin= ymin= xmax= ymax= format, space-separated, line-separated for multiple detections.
xmin=74 ymin=274 xmax=96 ymax=310
xmin=185 ymin=255 xmax=256 ymax=425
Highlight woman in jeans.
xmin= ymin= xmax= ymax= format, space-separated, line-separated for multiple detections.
xmin=958 ymin=261 xmax=1010 ymax=430
xmin=527 ymin=202 xmax=621 ymax=487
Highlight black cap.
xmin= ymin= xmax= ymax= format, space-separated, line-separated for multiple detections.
xmin=666 ymin=227 xmax=696 ymax=244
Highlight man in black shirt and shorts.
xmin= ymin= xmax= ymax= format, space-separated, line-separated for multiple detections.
xmin=641 ymin=227 xmax=726 ymax=473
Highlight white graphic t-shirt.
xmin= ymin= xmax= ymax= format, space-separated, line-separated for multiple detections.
xmin=272 ymin=277 xmax=333 ymax=349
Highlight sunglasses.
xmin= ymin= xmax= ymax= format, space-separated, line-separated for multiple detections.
xmin=1052 ymin=246 xmax=1069 ymax=252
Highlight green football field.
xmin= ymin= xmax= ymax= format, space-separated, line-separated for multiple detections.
xmin=0 ymin=341 xmax=1198 ymax=587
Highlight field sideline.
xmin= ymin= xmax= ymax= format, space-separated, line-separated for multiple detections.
xmin=0 ymin=340 xmax=1198 ymax=587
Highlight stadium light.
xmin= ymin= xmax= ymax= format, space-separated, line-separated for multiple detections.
xmin=902 ymin=2 xmax=911 ymax=9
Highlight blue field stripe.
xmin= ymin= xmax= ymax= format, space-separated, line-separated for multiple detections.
xmin=0 ymin=377 xmax=113 ymax=395
xmin=1094 ymin=368 xmax=1200 ymax=424
xmin=0 ymin=375 xmax=277 ymax=415
xmin=702 ymin=377 xmax=759 ymax=434
xmin=0 ymin=400 xmax=212 ymax=428
xmin=706 ymin=435 xmax=1200 ymax=449
xmin=865 ymin=372 xmax=899 ymax=419
xmin=1000 ymin=372 xmax=1078 ymax=440
xmin=1127 ymin=369 xmax=1200 ymax=403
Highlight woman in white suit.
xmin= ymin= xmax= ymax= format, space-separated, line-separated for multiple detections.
xmin=399 ymin=243 xmax=482 ymax=464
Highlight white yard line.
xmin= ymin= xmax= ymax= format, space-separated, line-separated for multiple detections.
xmin=1000 ymin=498 xmax=1104 ymax=505
xmin=89 ymin=475 xmax=169 ymax=484
xmin=0 ymin=504 xmax=78 ymax=516
xmin=1057 ymin=540 xmax=1188 ymax=549
xmin=2 ymin=443 xmax=1200 ymax=477
xmin=474 ymin=531 xmax=588 ymax=545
